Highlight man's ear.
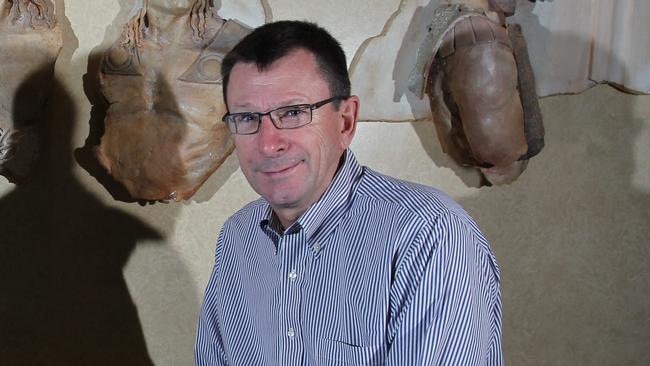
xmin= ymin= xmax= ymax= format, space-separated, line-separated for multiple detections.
xmin=338 ymin=95 xmax=359 ymax=149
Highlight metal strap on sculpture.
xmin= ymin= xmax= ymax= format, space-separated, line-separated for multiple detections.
xmin=408 ymin=4 xmax=481 ymax=99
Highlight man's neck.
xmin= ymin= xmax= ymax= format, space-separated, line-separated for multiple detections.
xmin=271 ymin=207 xmax=302 ymax=233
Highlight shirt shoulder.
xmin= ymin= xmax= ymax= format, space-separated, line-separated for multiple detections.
xmin=356 ymin=167 xmax=469 ymax=225
xmin=221 ymin=197 xmax=267 ymax=233
xmin=354 ymin=167 xmax=495 ymax=262
xmin=356 ymin=168 xmax=500 ymax=283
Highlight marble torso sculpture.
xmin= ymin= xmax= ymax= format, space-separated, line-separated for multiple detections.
xmin=98 ymin=0 xmax=249 ymax=201
xmin=0 ymin=0 xmax=62 ymax=182
xmin=409 ymin=0 xmax=544 ymax=185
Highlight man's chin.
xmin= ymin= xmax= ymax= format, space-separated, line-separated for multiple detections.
xmin=263 ymin=191 xmax=301 ymax=208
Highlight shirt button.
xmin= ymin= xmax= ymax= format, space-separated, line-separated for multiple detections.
xmin=288 ymin=270 xmax=297 ymax=281
xmin=287 ymin=328 xmax=295 ymax=338
xmin=313 ymin=242 xmax=321 ymax=252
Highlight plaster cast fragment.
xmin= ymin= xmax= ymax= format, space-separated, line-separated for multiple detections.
xmin=0 ymin=0 xmax=62 ymax=183
xmin=410 ymin=0 xmax=544 ymax=185
xmin=97 ymin=0 xmax=250 ymax=201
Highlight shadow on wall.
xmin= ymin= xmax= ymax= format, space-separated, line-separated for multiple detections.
xmin=73 ymin=1 xmax=131 ymax=201
xmin=454 ymin=28 xmax=650 ymax=366
xmin=74 ymin=48 xmax=131 ymax=202
xmin=69 ymin=2 xmax=212 ymax=363
xmin=0 ymin=1 xmax=192 ymax=364
xmin=0 ymin=69 xmax=160 ymax=365
xmin=394 ymin=0 xmax=439 ymax=111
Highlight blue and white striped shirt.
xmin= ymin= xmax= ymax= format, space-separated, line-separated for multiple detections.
xmin=196 ymin=150 xmax=503 ymax=365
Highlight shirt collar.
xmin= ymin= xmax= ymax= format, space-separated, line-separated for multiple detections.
xmin=259 ymin=149 xmax=363 ymax=240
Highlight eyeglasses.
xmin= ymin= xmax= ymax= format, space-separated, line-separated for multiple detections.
xmin=222 ymin=96 xmax=348 ymax=135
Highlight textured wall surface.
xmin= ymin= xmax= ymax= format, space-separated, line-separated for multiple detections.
xmin=0 ymin=1 xmax=648 ymax=365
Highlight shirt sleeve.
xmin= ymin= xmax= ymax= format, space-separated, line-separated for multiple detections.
xmin=386 ymin=211 xmax=503 ymax=365
xmin=195 ymin=233 xmax=230 ymax=366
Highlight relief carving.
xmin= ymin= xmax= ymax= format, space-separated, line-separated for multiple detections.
xmin=97 ymin=0 xmax=250 ymax=201
xmin=0 ymin=0 xmax=62 ymax=182
xmin=409 ymin=0 xmax=544 ymax=185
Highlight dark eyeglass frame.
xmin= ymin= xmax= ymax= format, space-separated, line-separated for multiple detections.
xmin=222 ymin=95 xmax=349 ymax=135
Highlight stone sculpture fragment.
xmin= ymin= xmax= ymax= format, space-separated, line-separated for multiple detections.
xmin=0 ymin=0 xmax=62 ymax=182
xmin=97 ymin=0 xmax=250 ymax=201
xmin=409 ymin=0 xmax=544 ymax=185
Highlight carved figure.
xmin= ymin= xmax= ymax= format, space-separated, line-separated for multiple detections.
xmin=98 ymin=0 xmax=250 ymax=201
xmin=0 ymin=0 xmax=61 ymax=182
xmin=409 ymin=0 xmax=544 ymax=185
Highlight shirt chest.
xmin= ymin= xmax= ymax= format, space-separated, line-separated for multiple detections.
xmin=215 ymin=226 xmax=394 ymax=365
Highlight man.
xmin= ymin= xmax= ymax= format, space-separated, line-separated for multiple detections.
xmin=196 ymin=20 xmax=503 ymax=365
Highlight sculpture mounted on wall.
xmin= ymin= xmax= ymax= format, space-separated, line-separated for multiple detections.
xmin=409 ymin=0 xmax=544 ymax=185
xmin=97 ymin=0 xmax=250 ymax=201
xmin=0 ymin=0 xmax=62 ymax=183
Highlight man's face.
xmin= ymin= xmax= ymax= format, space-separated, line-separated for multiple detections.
xmin=226 ymin=48 xmax=356 ymax=217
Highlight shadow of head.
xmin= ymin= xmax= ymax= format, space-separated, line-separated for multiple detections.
xmin=0 ymin=72 xmax=164 ymax=366
xmin=1 ymin=62 xmax=57 ymax=183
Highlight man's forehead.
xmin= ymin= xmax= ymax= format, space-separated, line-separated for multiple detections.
xmin=226 ymin=50 xmax=331 ymax=111
xmin=230 ymin=49 xmax=324 ymax=86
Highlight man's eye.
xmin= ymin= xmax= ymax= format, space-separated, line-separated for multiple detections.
xmin=237 ymin=113 xmax=258 ymax=123
xmin=279 ymin=108 xmax=307 ymax=119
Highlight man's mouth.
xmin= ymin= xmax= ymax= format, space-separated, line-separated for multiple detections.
xmin=259 ymin=160 xmax=302 ymax=177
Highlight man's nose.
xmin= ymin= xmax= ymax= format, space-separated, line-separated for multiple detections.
xmin=257 ymin=115 xmax=287 ymax=156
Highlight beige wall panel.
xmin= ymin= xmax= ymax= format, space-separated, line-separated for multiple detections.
xmin=267 ymin=0 xmax=400 ymax=68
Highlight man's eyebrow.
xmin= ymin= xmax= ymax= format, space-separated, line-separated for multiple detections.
xmin=232 ymin=99 xmax=310 ymax=112
xmin=230 ymin=103 xmax=256 ymax=111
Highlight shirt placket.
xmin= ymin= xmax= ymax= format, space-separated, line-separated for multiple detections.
xmin=276 ymin=229 xmax=306 ymax=366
